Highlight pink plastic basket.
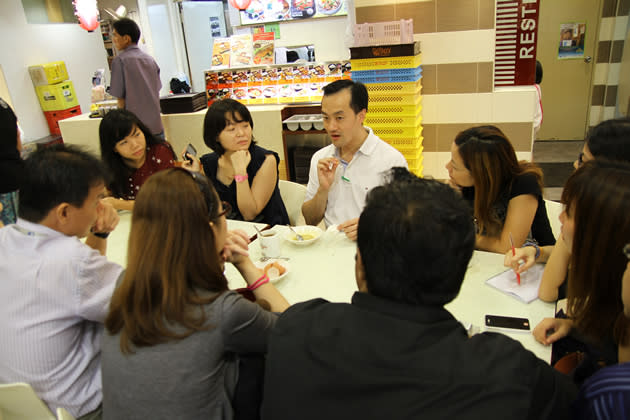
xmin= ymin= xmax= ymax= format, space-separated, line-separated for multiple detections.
xmin=354 ymin=19 xmax=414 ymax=47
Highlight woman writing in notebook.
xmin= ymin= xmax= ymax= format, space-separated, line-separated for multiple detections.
xmin=445 ymin=125 xmax=554 ymax=254
xmin=506 ymin=118 xmax=630 ymax=302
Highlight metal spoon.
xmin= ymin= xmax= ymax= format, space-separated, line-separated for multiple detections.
xmin=288 ymin=225 xmax=304 ymax=241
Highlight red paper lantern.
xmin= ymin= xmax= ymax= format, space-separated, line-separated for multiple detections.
xmin=74 ymin=0 xmax=100 ymax=32
xmin=228 ymin=0 xmax=252 ymax=11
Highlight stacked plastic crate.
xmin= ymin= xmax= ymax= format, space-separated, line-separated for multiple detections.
xmin=28 ymin=61 xmax=81 ymax=136
xmin=350 ymin=20 xmax=423 ymax=176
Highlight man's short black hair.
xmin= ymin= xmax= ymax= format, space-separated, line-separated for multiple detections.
xmin=586 ymin=117 xmax=630 ymax=163
xmin=357 ymin=168 xmax=475 ymax=306
xmin=322 ymin=79 xmax=368 ymax=114
xmin=113 ymin=18 xmax=141 ymax=44
xmin=19 ymin=145 xmax=107 ymax=223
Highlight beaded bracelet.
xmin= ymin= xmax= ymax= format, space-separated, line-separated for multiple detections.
xmin=523 ymin=240 xmax=541 ymax=260
xmin=234 ymin=174 xmax=248 ymax=183
xmin=248 ymin=274 xmax=269 ymax=291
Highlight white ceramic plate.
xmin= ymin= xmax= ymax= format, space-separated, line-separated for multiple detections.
xmin=284 ymin=225 xmax=323 ymax=246
xmin=254 ymin=259 xmax=290 ymax=283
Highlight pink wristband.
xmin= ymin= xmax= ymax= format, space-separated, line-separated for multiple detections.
xmin=248 ymin=274 xmax=269 ymax=291
xmin=234 ymin=174 xmax=248 ymax=183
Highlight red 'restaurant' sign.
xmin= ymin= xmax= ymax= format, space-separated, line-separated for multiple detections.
xmin=494 ymin=0 xmax=540 ymax=87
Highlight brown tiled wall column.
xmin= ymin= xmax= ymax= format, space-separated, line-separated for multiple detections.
xmin=589 ymin=0 xmax=630 ymax=129
xmin=422 ymin=123 xmax=534 ymax=153
xmin=356 ymin=0 xmax=495 ymax=33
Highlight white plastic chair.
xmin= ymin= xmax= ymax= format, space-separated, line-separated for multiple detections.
xmin=545 ymin=199 xmax=563 ymax=239
xmin=278 ymin=180 xmax=307 ymax=226
xmin=0 ymin=382 xmax=75 ymax=420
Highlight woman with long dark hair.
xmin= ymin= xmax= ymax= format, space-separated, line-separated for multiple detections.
xmin=102 ymin=168 xmax=289 ymax=419
xmin=445 ymin=125 xmax=554 ymax=253
xmin=533 ymin=160 xmax=630 ymax=372
xmin=99 ymin=109 xmax=179 ymax=210
xmin=506 ymin=118 xmax=630 ymax=302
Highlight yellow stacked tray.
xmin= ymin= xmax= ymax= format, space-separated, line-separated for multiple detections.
xmin=352 ymin=51 xmax=423 ymax=177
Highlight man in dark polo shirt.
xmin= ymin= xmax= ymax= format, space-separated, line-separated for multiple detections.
xmin=110 ymin=18 xmax=164 ymax=138
xmin=262 ymin=168 xmax=577 ymax=420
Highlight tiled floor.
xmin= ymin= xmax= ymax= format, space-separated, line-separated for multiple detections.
xmin=533 ymin=140 xmax=583 ymax=202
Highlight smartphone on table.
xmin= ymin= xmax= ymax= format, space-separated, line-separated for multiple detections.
xmin=183 ymin=143 xmax=197 ymax=164
xmin=485 ymin=314 xmax=530 ymax=333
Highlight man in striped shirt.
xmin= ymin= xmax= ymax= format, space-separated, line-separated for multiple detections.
xmin=0 ymin=145 xmax=123 ymax=419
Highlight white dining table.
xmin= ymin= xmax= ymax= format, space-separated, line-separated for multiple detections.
xmin=106 ymin=212 xmax=555 ymax=362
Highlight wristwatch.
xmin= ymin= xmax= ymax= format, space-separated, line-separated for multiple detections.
xmin=92 ymin=231 xmax=110 ymax=239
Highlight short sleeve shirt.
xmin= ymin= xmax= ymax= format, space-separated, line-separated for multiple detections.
xmin=109 ymin=46 xmax=164 ymax=135
xmin=304 ymin=127 xmax=408 ymax=227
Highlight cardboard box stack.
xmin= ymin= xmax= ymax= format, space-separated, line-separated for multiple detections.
xmin=29 ymin=61 xmax=81 ymax=136
xmin=350 ymin=20 xmax=423 ymax=177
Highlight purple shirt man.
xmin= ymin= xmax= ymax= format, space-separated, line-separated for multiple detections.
xmin=110 ymin=19 xmax=164 ymax=136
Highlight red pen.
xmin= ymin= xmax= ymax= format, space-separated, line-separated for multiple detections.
xmin=509 ymin=233 xmax=521 ymax=285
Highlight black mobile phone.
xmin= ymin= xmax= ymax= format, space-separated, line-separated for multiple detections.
xmin=485 ymin=315 xmax=530 ymax=331
xmin=183 ymin=143 xmax=197 ymax=163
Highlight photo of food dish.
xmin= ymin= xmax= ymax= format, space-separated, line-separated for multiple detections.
xmin=212 ymin=54 xmax=224 ymax=67
xmin=291 ymin=0 xmax=315 ymax=18
xmin=263 ymin=86 xmax=277 ymax=98
xmin=279 ymin=84 xmax=292 ymax=97
xmin=316 ymin=0 xmax=342 ymax=15
xmin=233 ymin=88 xmax=247 ymax=99
xmin=248 ymin=87 xmax=262 ymax=98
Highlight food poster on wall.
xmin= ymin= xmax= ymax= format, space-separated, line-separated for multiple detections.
xmin=253 ymin=32 xmax=275 ymax=65
xmin=239 ymin=0 xmax=346 ymax=25
xmin=558 ymin=23 xmax=586 ymax=59
xmin=212 ymin=38 xmax=231 ymax=68
xmin=231 ymin=34 xmax=254 ymax=67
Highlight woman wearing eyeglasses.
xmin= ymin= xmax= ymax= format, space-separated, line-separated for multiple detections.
xmin=507 ymin=118 xmax=630 ymax=302
xmin=445 ymin=125 xmax=555 ymax=254
xmin=101 ymin=168 xmax=289 ymax=420
xmin=530 ymin=160 xmax=630 ymax=381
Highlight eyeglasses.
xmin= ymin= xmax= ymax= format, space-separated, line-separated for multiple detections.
xmin=216 ymin=201 xmax=232 ymax=219
xmin=178 ymin=168 xmax=231 ymax=220
xmin=577 ymin=152 xmax=584 ymax=167
xmin=624 ymin=243 xmax=630 ymax=260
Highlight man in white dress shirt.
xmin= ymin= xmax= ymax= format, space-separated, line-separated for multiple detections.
xmin=302 ymin=79 xmax=407 ymax=240
xmin=0 ymin=145 xmax=123 ymax=420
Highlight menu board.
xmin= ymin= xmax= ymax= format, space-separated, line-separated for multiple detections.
xmin=239 ymin=0 xmax=347 ymax=26
xmin=205 ymin=61 xmax=351 ymax=105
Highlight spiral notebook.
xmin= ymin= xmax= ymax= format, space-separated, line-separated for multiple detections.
xmin=485 ymin=264 xmax=545 ymax=303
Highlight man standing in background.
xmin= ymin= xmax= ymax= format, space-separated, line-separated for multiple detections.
xmin=110 ymin=18 xmax=164 ymax=139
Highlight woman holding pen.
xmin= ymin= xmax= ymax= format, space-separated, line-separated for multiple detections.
xmin=516 ymin=160 xmax=630 ymax=380
xmin=506 ymin=118 xmax=630 ymax=302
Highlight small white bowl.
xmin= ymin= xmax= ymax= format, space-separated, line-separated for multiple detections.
xmin=254 ymin=259 xmax=290 ymax=283
xmin=284 ymin=225 xmax=323 ymax=246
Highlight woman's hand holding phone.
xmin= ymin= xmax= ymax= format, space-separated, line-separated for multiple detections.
xmin=181 ymin=143 xmax=201 ymax=172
